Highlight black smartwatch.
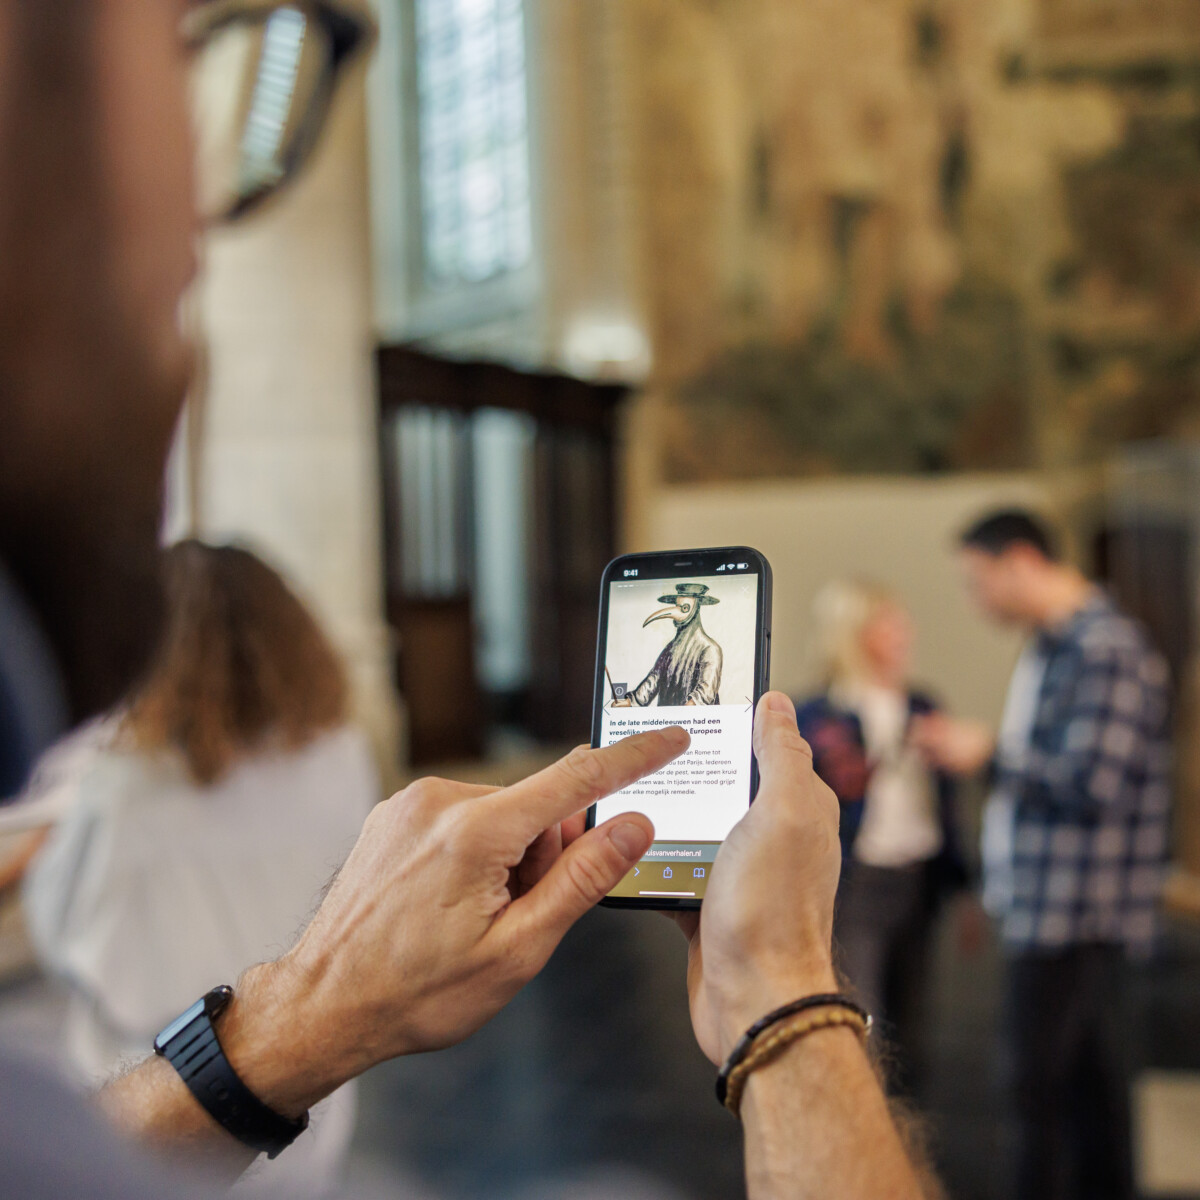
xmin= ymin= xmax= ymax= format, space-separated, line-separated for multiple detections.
xmin=154 ymin=985 xmax=309 ymax=1159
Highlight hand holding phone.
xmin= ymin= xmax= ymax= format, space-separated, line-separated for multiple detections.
xmin=671 ymin=691 xmax=841 ymax=1063
xmin=588 ymin=546 xmax=773 ymax=909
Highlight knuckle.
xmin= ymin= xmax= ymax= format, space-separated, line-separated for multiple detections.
xmin=634 ymin=730 xmax=668 ymax=768
xmin=400 ymin=776 xmax=448 ymax=816
xmin=814 ymin=778 xmax=841 ymax=825
xmin=362 ymin=797 xmax=389 ymax=831
xmin=563 ymin=843 xmax=618 ymax=904
xmin=758 ymin=725 xmax=814 ymax=770
xmin=559 ymin=744 xmax=606 ymax=796
xmin=362 ymin=792 xmax=405 ymax=838
xmin=777 ymin=724 xmax=814 ymax=759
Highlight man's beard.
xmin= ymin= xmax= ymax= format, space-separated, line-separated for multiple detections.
xmin=0 ymin=0 xmax=193 ymax=725
xmin=0 ymin=260 xmax=192 ymax=726
xmin=0 ymin=238 xmax=191 ymax=724
xmin=3 ymin=488 xmax=169 ymax=723
xmin=0 ymin=294 xmax=193 ymax=724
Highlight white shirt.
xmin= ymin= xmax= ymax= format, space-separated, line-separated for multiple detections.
xmin=23 ymin=724 xmax=378 ymax=1194
xmin=835 ymin=683 xmax=942 ymax=869
xmin=981 ymin=642 xmax=1048 ymax=917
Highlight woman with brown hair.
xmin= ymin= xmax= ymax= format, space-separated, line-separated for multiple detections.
xmin=23 ymin=540 xmax=377 ymax=1195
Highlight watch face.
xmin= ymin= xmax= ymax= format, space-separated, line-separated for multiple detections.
xmin=155 ymin=997 xmax=207 ymax=1053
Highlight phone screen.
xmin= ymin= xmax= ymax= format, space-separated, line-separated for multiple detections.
xmin=592 ymin=556 xmax=767 ymax=903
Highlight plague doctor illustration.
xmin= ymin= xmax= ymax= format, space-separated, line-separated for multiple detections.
xmin=612 ymin=583 xmax=723 ymax=707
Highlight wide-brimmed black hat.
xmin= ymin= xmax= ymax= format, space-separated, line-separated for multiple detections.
xmin=658 ymin=582 xmax=720 ymax=605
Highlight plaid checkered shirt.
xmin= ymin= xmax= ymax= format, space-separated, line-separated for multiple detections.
xmin=985 ymin=591 xmax=1172 ymax=957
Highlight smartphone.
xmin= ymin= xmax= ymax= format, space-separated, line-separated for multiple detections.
xmin=587 ymin=546 xmax=773 ymax=909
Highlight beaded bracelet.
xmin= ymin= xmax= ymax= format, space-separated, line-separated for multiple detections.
xmin=716 ymin=994 xmax=872 ymax=1117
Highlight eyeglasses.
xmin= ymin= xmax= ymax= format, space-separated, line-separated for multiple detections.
xmin=185 ymin=0 xmax=376 ymax=223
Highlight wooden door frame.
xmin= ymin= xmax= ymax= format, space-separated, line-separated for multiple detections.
xmin=375 ymin=344 xmax=628 ymax=753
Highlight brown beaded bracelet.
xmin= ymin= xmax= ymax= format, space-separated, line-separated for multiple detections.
xmin=716 ymin=993 xmax=872 ymax=1117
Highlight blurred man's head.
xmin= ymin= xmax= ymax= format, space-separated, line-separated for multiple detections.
xmin=957 ymin=510 xmax=1080 ymax=628
xmin=0 ymin=2 xmax=370 ymax=731
xmin=0 ymin=0 xmax=197 ymax=719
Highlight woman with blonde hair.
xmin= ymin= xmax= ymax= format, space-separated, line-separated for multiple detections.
xmin=796 ymin=578 xmax=972 ymax=1089
xmin=23 ymin=540 xmax=377 ymax=1195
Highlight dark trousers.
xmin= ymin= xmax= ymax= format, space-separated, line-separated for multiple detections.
xmin=1005 ymin=944 xmax=1134 ymax=1200
xmin=834 ymin=861 xmax=936 ymax=1090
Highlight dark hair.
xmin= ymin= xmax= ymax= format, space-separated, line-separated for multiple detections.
xmin=959 ymin=509 xmax=1060 ymax=561
xmin=121 ymin=540 xmax=349 ymax=785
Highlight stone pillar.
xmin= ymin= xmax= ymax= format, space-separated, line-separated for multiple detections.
xmin=183 ymin=78 xmax=401 ymax=782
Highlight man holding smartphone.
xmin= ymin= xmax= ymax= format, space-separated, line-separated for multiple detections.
xmin=0 ymin=3 xmax=929 ymax=1198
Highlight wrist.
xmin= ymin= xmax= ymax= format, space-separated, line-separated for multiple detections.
xmin=216 ymin=957 xmax=348 ymax=1120
xmin=713 ymin=958 xmax=840 ymax=1059
xmin=738 ymin=1019 xmax=864 ymax=1122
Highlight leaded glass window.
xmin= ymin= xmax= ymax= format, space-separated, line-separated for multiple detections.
xmin=413 ymin=0 xmax=532 ymax=287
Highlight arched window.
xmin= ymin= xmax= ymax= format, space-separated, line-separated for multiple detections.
xmin=369 ymin=0 xmax=538 ymax=340
xmin=414 ymin=0 xmax=532 ymax=287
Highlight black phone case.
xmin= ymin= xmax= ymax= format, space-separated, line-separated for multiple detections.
xmin=586 ymin=546 xmax=773 ymax=910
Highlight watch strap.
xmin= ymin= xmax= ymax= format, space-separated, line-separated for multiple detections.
xmin=156 ymin=988 xmax=308 ymax=1159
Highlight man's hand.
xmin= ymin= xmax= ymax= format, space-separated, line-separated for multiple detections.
xmin=216 ymin=727 xmax=688 ymax=1119
xmin=673 ymin=694 xmax=933 ymax=1200
xmin=674 ymin=692 xmax=842 ymax=1064
xmin=908 ymin=713 xmax=994 ymax=776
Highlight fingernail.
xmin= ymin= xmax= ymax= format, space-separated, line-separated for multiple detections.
xmin=766 ymin=692 xmax=795 ymax=719
xmin=609 ymin=821 xmax=652 ymax=861
xmin=663 ymin=725 xmax=689 ymax=749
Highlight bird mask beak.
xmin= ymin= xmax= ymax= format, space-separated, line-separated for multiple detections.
xmin=643 ymin=605 xmax=681 ymax=628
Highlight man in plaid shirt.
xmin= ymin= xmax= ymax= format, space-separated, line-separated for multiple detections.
xmin=913 ymin=510 xmax=1172 ymax=1200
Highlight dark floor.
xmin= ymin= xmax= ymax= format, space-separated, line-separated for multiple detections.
xmin=0 ymin=894 xmax=1195 ymax=1198
xmin=352 ymin=908 xmax=1200 ymax=1200
xmin=353 ymin=909 xmax=735 ymax=1200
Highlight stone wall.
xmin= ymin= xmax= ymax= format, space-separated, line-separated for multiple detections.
xmin=610 ymin=0 xmax=1200 ymax=879
xmin=613 ymin=0 xmax=1200 ymax=483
